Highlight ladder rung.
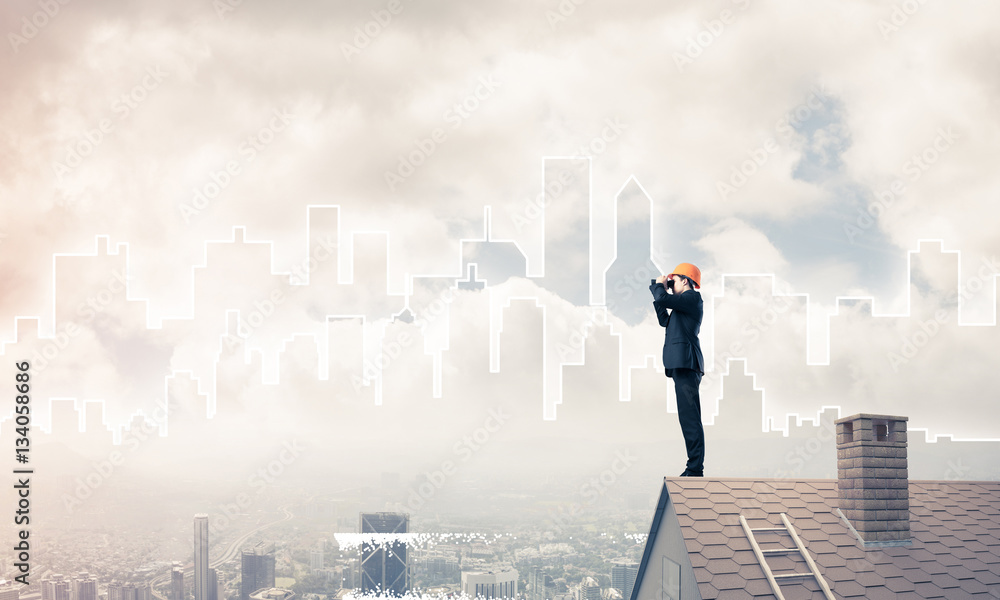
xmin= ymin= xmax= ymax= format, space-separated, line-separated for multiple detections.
xmin=773 ymin=573 xmax=813 ymax=580
xmin=751 ymin=527 xmax=787 ymax=532
xmin=761 ymin=548 xmax=797 ymax=554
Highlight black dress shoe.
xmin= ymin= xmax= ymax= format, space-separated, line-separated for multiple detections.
xmin=680 ymin=470 xmax=704 ymax=477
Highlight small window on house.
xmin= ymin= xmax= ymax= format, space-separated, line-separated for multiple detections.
xmin=661 ymin=557 xmax=680 ymax=600
xmin=874 ymin=422 xmax=888 ymax=442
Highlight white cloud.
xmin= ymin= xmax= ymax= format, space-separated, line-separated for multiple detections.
xmin=1 ymin=0 xmax=998 ymax=451
xmin=694 ymin=217 xmax=788 ymax=276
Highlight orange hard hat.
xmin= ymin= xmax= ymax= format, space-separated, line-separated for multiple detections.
xmin=670 ymin=263 xmax=701 ymax=289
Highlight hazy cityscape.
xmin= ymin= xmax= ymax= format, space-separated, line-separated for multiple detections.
xmin=3 ymin=0 xmax=1000 ymax=597
xmin=1 ymin=224 xmax=997 ymax=598
xmin=2 ymin=479 xmax=653 ymax=600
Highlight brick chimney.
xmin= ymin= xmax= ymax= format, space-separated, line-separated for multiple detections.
xmin=835 ymin=413 xmax=910 ymax=546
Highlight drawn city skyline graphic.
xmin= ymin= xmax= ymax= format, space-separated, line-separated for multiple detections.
xmin=2 ymin=158 xmax=998 ymax=452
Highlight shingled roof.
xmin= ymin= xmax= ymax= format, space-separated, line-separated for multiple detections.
xmin=631 ymin=477 xmax=1000 ymax=599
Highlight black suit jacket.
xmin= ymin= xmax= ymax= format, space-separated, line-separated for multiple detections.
xmin=650 ymin=280 xmax=704 ymax=374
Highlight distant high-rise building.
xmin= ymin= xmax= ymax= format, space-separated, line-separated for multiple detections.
xmin=359 ymin=512 xmax=410 ymax=596
xmin=343 ymin=557 xmax=359 ymax=589
xmin=0 ymin=583 xmax=20 ymax=600
xmin=247 ymin=590 xmax=294 ymax=600
xmin=171 ymin=567 xmax=185 ymax=600
xmin=575 ymin=577 xmax=600 ymax=600
xmin=107 ymin=581 xmax=150 ymax=600
xmin=41 ymin=576 xmax=71 ymax=600
xmin=207 ymin=569 xmax=218 ymax=600
xmin=194 ymin=514 xmax=210 ymax=600
xmin=417 ymin=551 xmax=460 ymax=586
xmin=73 ymin=573 xmax=97 ymax=600
xmin=107 ymin=582 xmax=123 ymax=600
xmin=309 ymin=549 xmax=324 ymax=570
xmin=611 ymin=563 xmax=638 ymax=600
xmin=461 ymin=570 xmax=518 ymax=599
xmin=528 ymin=567 xmax=553 ymax=600
xmin=241 ymin=542 xmax=276 ymax=600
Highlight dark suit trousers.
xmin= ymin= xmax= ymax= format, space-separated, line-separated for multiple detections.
xmin=671 ymin=368 xmax=704 ymax=473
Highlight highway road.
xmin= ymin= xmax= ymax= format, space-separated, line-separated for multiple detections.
xmin=149 ymin=506 xmax=294 ymax=591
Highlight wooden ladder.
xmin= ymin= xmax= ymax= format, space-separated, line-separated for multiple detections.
xmin=739 ymin=512 xmax=836 ymax=600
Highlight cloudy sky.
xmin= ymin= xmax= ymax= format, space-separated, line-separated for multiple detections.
xmin=1 ymin=0 xmax=999 ymax=469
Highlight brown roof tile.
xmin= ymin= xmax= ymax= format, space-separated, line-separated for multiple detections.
xmin=927 ymin=572 xmax=961 ymax=589
xmin=707 ymin=573 xmax=745 ymax=591
xmin=949 ymin=564 xmax=979 ymax=580
xmin=957 ymin=577 xmax=991 ymax=595
xmin=707 ymin=492 xmax=735 ymax=505
xmin=741 ymin=578 xmax=772 ymax=597
xmin=689 ymin=552 xmax=709 ymax=569
xmin=858 ymin=587 xmax=897 ymax=600
xmin=730 ymin=549 xmax=759 ymax=567
xmin=855 ymin=571 xmax=886 ymax=587
xmin=911 ymin=581 xmax=947 ymax=598
xmin=690 ymin=520 xmax=725 ymax=534
xmin=700 ymin=544 xmax=734 ymax=560
xmin=974 ymin=570 xmax=1000 ymax=585
xmin=882 ymin=575 xmax=916 ymax=593
xmin=644 ymin=478 xmax=1000 ymax=600
xmin=952 ymin=546 xmax=979 ymax=561
xmin=702 ymin=557 xmax=740 ymax=575
xmin=899 ymin=566 xmax=932 ymax=584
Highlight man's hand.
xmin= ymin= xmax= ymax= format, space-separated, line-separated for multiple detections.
xmin=656 ymin=275 xmax=669 ymax=285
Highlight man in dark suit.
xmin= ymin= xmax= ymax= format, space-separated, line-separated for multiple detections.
xmin=650 ymin=263 xmax=705 ymax=477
